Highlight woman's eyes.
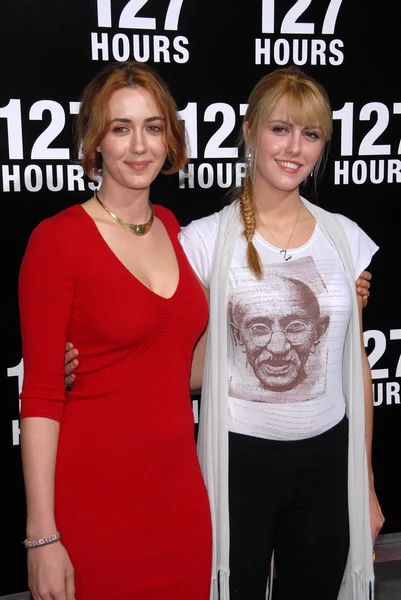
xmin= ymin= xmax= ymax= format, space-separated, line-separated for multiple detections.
xmin=111 ymin=125 xmax=163 ymax=134
xmin=270 ymin=126 xmax=321 ymax=140
xmin=146 ymin=125 xmax=163 ymax=133
xmin=305 ymin=131 xmax=321 ymax=140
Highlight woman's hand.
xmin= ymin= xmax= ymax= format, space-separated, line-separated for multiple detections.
xmin=370 ymin=487 xmax=385 ymax=545
xmin=64 ymin=342 xmax=79 ymax=389
xmin=28 ymin=542 xmax=75 ymax=600
xmin=356 ymin=270 xmax=372 ymax=308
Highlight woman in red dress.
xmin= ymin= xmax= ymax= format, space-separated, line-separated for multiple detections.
xmin=19 ymin=61 xmax=212 ymax=600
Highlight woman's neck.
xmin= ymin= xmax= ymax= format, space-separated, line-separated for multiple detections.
xmin=95 ymin=181 xmax=151 ymax=223
xmin=253 ymin=183 xmax=302 ymax=221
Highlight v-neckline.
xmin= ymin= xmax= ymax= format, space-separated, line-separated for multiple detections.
xmin=75 ymin=204 xmax=181 ymax=301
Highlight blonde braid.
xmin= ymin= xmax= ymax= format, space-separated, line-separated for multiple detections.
xmin=239 ymin=170 xmax=262 ymax=279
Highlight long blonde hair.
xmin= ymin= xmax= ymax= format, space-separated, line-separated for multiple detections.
xmin=239 ymin=67 xmax=332 ymax=279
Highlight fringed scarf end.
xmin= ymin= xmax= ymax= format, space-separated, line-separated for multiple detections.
xmin=211 ymin=568 xmax=230 ymax=600
xmin=339 ymin=570 xmax=374 ymax=600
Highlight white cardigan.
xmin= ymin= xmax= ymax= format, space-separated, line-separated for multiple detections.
xmin=197 ymin=197 xmax=374 ymax=600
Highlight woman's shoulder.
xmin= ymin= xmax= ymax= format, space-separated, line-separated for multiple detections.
xmin=328 ymin=212 xmax=365 ymax=244
xmin=29 ymin=205 xmax=83 ymax=243
xmin=330 ymin=212 xmax=379 ymax=273
xmin=177 ymin=211 xmax=222 ymax=286
xmin=180 ymin=210 xmax=220 ymax=241
xmin=21 ymin=206 xmax=84 ymax=275
xmin=332 ymin=212 xmax=359 ymax=232
xmin=305 ymin=198 xmax=363 ymax=239
xmin=154 ymin=204 xmax=181 ymax=235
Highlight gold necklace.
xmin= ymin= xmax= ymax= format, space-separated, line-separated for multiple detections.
xmin=259 ymin=202 xmax=303 ymax=261
xmin=95 ymin=190 xmax=154 ymax=236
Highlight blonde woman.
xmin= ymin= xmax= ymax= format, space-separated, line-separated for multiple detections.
xmin=178 ymin=68 xmax=384 ymax=600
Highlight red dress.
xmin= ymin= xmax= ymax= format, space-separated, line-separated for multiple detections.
xmin=19 ymin=204 xmax=212 ymax=599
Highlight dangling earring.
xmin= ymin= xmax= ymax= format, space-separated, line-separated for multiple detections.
xmin=246 ymin=148 xmax=253 ymax=168
xmin=309 ymin=169 xmax=314 ymax=178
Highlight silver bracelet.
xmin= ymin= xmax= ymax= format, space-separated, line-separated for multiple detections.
xmin=23 ymin=532 xmax=61 ymax=549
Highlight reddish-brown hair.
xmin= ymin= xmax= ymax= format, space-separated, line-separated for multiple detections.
xmin=75 ymin=61 xmax=187 ymax=178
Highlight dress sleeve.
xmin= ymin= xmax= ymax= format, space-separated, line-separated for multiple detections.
xmin=178 ymin=213 xmax=219 ymax=288
xmin=19 ymin=218 xmax=76 ymax=422
xmin=335 ymin=213 xmax=379 ymax=280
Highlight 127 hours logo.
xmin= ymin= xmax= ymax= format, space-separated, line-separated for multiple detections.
xmin=0 ymin=99 xmax=98 ymax=193
xmin=92 ymin=0 xmax=189 ymax=63
xmin=256 ymin=0 xmax=345 ymax=66
xmin=333 ymin=102 xmax=401 ymax=185
xmin=364 ymin=329 xmax=401 ymax=407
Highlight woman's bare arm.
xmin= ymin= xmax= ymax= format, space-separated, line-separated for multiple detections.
xmin=21 ymin=417 xmax=60 ymax=538
xmin=21 ymin=417 xmax=75 ymax=600
xmin=190 ymin=327 xmax=208 ymax=391
xmin=190 ymin=283 xmax=209 ymax=391
xmin=357 ymin=295 xmax=385 ymax=543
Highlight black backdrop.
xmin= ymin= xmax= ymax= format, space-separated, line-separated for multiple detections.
xmin=2 ymin=0 xmax=401 ymax=594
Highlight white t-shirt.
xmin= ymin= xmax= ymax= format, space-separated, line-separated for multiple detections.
xmin=179 ymin=209 xmax=378 ymax=441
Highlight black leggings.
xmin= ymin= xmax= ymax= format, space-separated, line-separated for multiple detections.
xmin=229 ymin=417 xmax=349 ymax=600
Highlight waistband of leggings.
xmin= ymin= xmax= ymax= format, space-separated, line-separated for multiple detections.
xmin=228 ymin=415 xmax=348 ymax=452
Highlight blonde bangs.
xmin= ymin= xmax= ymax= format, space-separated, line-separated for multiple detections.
xmin=246 ymin=68 xmax=332 ymax=146
xmin=284 ymin=86 xmax=332 ymax=141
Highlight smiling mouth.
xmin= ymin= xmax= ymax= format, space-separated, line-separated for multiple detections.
xmin=126 ymin=161 xmax=150 ymax=171
xmin=275 ymin=160 xmax=301 ymax=171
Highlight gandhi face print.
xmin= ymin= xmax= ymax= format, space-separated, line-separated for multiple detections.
xmin=229 ymin=275 xmax=329 ymax=392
